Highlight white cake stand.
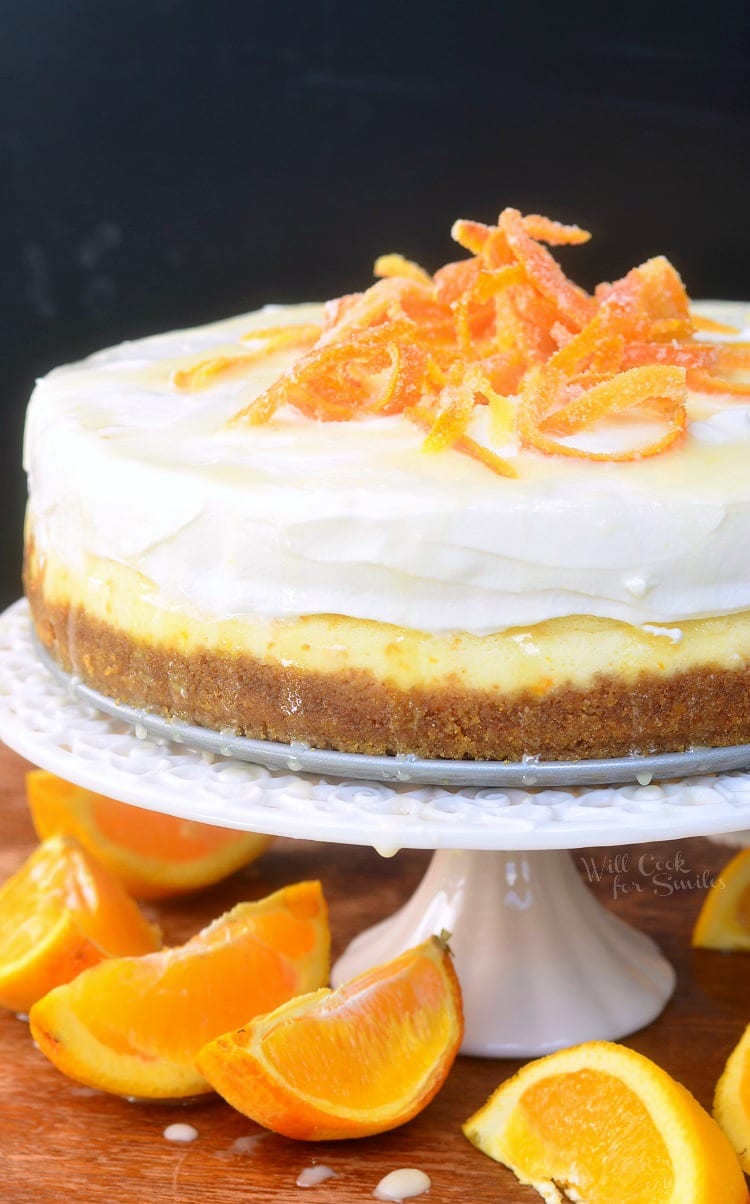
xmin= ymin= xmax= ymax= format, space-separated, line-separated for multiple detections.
xmin=2 ymin=601 xmax=750 ymax=1057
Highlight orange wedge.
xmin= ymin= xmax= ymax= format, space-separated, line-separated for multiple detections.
xmin=0 ymin=836 xmax=161 ymax=1014
xmin=27 ymin=770 xmax=273 ymax=899
xmin=196 ymin=936 xmax=464 ymax=1140
xmin=29 ymin=881 xmax=329 ymax=1100
xmin=463 ymin=1041 xmax=748 ymax=1204
xmin=692 ymin=846 xmax=750 ymax=950
xmin=714 ymin=1022 xmax=750 ymax=1172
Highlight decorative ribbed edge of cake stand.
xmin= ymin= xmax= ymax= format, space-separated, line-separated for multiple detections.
xmin=3 ymin=602 xmax=750 ymax=851
xmin=2 ymin=599 xmax=748 ymax=1056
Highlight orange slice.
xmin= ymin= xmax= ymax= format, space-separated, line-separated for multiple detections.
xmin=0 ymin=836 xmax=160 ymax=1014
xmin=29 ymin=881 xmax=329 ymax=1099
xmin=196 ymin=936 xmax=464 ymax=1140
xmin=463 ymin=1041 xmax=747 ymax=1203
xmin=27 ymin=770 xmax=273 ymax=899
xmin=692 ymin=847 xmax=750 ymax=950
xmin=714 ymin=1022 xmax=750 ymax=1172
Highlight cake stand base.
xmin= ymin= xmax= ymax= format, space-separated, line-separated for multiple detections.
xmin=332 ymin=848 xmax=676 ymax=1057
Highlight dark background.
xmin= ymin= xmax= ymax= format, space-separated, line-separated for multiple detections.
xmin=2 ymin=0 xmax=748 ymax=607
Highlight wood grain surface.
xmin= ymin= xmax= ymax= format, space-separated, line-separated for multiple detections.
xmin=0 ymin=741 xmax=748 ymax=1203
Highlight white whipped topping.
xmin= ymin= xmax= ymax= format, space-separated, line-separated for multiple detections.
xmin=24 ymin=301 xmax=750 ymax=634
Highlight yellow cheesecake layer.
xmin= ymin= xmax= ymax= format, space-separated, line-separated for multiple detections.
xmin=28 ymin=558 xmax=750 ymax=760
xmin=27 ymin=542 xmax=750 ymax=703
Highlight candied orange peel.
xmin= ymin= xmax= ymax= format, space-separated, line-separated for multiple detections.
xmin=181 ymin=208 xmax=748 ymax=475
xmin=171 ymin=324 xmax=322 ymax=390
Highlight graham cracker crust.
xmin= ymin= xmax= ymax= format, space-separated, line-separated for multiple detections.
xmin=24 ymin=576 xmax=750 ymax=762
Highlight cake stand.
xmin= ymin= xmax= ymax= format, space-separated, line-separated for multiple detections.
xmin=2 ymin=601 xmax=750 ymax=1057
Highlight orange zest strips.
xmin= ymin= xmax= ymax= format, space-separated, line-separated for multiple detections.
xmin=519 ymin=365 xmax=688 ymax=462
xmin=240 ymin=323 xmax=322 ymax=347
xmin=374 ymin=253 xmax=432 ymax=285
xmin=540 ymin=365 xmax=686 ymax=436
xmin=498 ymin=207 xmax=597 ymax=330
xmin=456 ymin=434 xmax=520 ymax=477
xmin=172 ymin=324 xmax=322 ymax=390
xmin=519 ymin=214 xmax=591 ymax=245
xmin=475 ymin=264 xmax=527 ymax=301
xmin=408 ymin=405 xmax=517 ymax=478
xmin=162 ymin=206 xmax=747 ymax=475
xmin=173 ymin=353 xmax=258 ymax=391
xmin=687 ymin=369 xmax=750 ymax=398
xmin=451 ymin=219 xmax=493 ymax=255
xmin=622 ymin=342 xmax=717 ymax=370
xmin=716 ymin=341 xmax=750 ymax=370
xmin=691 ymin=312 xmax=742 ymax=335
xmin=421 ymin=386 xmax=477 ymax=452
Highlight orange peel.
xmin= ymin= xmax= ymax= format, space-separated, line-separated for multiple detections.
xmin=687 ymin=369 xmax=750 ymax=398
xmin=160 ymin=204 xmax=746 ymax=477
xmin=172 ymin=324 xmax=321 ymax=390
xmin=540 ymin=365 xmax=686 ymax=436
xmin=498 ymin=207 xmax=596 ymax=330
xmin=518 ymin=364 xmax=688 ymax=462
xmin=716 ymin=341 xmax=750 ymax=370
xmin=520 ymin=214 xmax=591 ymax=245
xmin=408 ymin=404 xmax=517 ymax=477
xmin=374 ymin=253 xmax=432 ymax=285
xmin=239 ymin=323 xmax=322 ymax=347
xmin=691 ymin=312 xmax=741 ymax=335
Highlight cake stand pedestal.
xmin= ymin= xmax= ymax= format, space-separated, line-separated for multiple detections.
xmin=332 ymin=847 xmax=673 ymax=1056
xmin=2 ymin=600 xmax=749 ymax=1057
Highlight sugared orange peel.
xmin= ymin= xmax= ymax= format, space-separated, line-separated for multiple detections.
xmin=171 ymin=324 xmax=322 ymax=390
xmin=374 ymin=253 xmax=433 ymax=285
xmin=691 ymin=313 xmax=742 ymax=335
xmin=497 ymin=207 xmax=597 ymax=331
xmin=686 ymin=368 xmax=750 ymax=398
xmin=173 ymin=208 xmax=746 ymax=475
xmin=518 ymin=364 xmax=688 ymax=462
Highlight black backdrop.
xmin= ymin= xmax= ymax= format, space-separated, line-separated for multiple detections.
xmin=2 ymin=0 xmax=748 ymax=607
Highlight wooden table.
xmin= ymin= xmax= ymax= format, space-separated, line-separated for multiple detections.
xmin=1 ymin=742 xmax=747 ymax=1202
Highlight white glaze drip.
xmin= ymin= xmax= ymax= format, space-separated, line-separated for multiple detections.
xmin=373 ymin=1168 xmax=431 ymax=1200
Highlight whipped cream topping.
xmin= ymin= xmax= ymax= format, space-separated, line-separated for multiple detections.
xmin=24 ymin=301 xmax=750 ymax=635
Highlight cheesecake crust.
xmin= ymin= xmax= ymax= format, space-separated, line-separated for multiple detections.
xmin=25 ymin=568 xmax=750 ymax=762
